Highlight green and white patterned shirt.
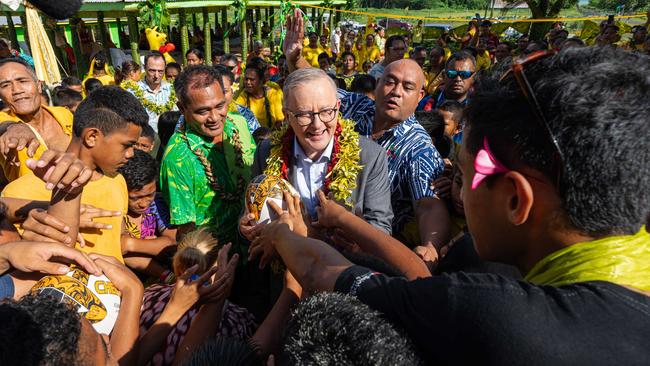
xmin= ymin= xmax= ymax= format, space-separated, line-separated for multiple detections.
xmin=159 ymin=114 xmax=255 ymax=244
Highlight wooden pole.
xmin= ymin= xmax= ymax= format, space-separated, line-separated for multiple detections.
xmin=97 ymin=12 xmax=113 ymax=66
xmin=255 ymin=8 xmax=262 ymax=41
xmin=180 ymin=9 xmax=189 ymax=66
xmin=5 ymin=12 xmax=19 ymax=51
xmin=241 ymin=9 xmax=249 ymax=61
xmin=127 ymin=14 xmax=140 ymax=65
xmin=69 ymin=18 xmax=85 ymax=78
xmin=203 ymin=8 xmax=211 ymax=66
xmin=222 ymin=7 xmax=230 ymax=54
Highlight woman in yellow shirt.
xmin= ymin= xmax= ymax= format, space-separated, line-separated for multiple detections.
xmin=234 ymin=62 xmax=284 ymax=128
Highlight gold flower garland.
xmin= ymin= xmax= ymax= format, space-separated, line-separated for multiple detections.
xmin=264 ymin=116 xmax=363 ymax=207
xmin=121 ymin=80 xmax=177 ymax=115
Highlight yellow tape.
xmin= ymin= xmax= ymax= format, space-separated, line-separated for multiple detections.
xmin=294 ymin=2 xmax=646 ymax=23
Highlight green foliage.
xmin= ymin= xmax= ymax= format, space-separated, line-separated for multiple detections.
xmin=588 ymin=0 xmax=647 ymax=11
xmin=138 ymin=0 xmax=170 ymax=29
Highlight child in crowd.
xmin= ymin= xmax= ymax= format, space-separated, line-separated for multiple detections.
xmin=351 ymin=74 xmax=377 ymax=100
xmin=435 ymin=100 xmax=464 ymax=160
xmin=52 ymin=87 xmax=83 ymax=113
xmin=139 ymin=228 xmax=254 ymax=366
xmin=135 ymin=123 xmax=156 ymax=154
xmin=118 ymin=149 xmax=176 ymax=282
xmin=84 ymin=77 xmax=102 ymax=96
xmin=2 ymin=86 xmax=149 ymax=263
xmin=337 ymin=51 xmax=358 ymax=90
xmin=362 ymin=60 xmax=373 ymax=73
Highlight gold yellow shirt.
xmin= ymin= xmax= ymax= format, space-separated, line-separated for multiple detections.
xmin=358 ymin=45 xmax=381 ymax=71
xmin=2 ymin=173 xmax=128 ymax=263
xmin=302 ymin=45 xmax=325 ymax=67
xmin=234 ymin=88 xmax=284 ymax=128
xmin=0 ymin=106 xmax=73 ymax=182
xmin=476 ymin=50 xmax=492 ymax=70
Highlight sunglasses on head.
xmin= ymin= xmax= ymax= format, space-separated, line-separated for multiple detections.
xmin=446 ymin=70 xmax=474 ymax=79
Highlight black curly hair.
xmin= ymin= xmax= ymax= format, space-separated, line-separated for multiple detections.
xmin=181 ymin=337 xmax=262 ymax=366
xmin=173 ymin=65 xmax=224 ymax=106
xmin=282 ymin=292 xmax=422 ymax=365
xmin=465 ymin=46 xmax=650 ymax=237
xmin=73 ymin=86 xmax=149 ymax=137
xmin=0 ymin=294 xmax=82 ymax=366
xmin=118 ymin=149 xmax=158 ymax=191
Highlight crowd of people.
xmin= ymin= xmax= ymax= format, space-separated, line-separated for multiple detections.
xmin=0 ymin=7 xmax=649 ymax=366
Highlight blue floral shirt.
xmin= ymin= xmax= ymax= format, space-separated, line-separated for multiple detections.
xmin=338 ymin=89 xmax=445 ymax=233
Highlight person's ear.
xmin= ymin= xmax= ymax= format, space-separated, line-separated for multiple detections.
xmin=502 ymin=171 xmax=534 ymax=226
xmin=82 ymin=127 xmax=102 ymax=148
xmin=36 ymin=80 xmax=42 ymax=95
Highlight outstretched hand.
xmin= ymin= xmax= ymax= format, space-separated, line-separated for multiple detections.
xmin=267 ymin=191 xmax=308 ymax=237
xmin=0 ymin=241 xmax=102 ymax=276
xmin=26 ymin=149 xmax=93 ymax=193
xmin=283 ymin=8 xmax=305 ymax=64
xmin=0 ymin=123 xmax=40 ymax=165
xmin=312 ymin=190 xmax=347 ymax=229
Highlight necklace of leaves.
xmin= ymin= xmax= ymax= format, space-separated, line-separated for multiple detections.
xmin=179 ymin=119 xmax=246 ymax=202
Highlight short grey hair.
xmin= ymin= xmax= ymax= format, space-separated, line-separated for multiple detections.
xmin=282 ymin=68 xmax=338 ymax=108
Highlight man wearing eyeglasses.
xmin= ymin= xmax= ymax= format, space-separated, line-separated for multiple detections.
xmin=368 ymin=35 xmax=407 ymax=80
xmin=241 ymin=68 xmax=393 ymax=235
xmin=281 ymin=10 xmax=448 ymax=267
xmin=422 ymin=51 xmax=476 ymax=111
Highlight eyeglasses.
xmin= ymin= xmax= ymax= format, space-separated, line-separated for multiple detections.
xmin=288 ymin=107 xmax=338 ymax=127
xmin=499 ymin=49 xmax=564 ymax=187
xmin=446 ymin=70 xmax=474 ymax=79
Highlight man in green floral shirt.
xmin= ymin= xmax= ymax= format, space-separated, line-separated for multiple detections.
xmin=159 ymin=65 xmax=255 ymax=247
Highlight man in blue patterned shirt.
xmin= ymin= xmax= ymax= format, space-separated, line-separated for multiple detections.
xmin=283 ymin=11 xmax=450 ymax=265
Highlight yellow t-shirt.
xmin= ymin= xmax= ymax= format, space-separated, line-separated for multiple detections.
xmin=234 ymin=88 xmax=284 ymax=128
xmin=476 ymin=50 xmax=492 ymax=70
xmin=1 ymin=173 xmax=128 ymax=263
xmin=0 ymin=106 xmax=73 ymax=182
xmin=358 ymin=45 xmax=381 ymax=71
xmin=302 ymin=45 xmax=325 ymax=67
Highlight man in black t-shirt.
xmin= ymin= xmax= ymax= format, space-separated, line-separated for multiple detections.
xmin=250 ymin=43 xmax=650 ymax=364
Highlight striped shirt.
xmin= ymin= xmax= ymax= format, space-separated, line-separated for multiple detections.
xmin=338 ymin=89 xmax=444 ymax=233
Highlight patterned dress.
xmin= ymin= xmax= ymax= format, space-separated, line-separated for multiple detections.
xmin=139 ymin=284 xmax=257 ymax=366
xmin=124 ymin=195 xmax=170 ymax=239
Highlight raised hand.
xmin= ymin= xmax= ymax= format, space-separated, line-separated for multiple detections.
xmin=312 ymin=189 xmax=348 ymax=230
xmin=267 ymin=191 xmax=308 ymax=237
xmin=283 ymin=8 xmax=305 ymax=64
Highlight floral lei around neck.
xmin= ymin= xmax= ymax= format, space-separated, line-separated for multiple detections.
xmin=179 ymin=118 xmax=247 ymax=202
xmin=264 ymin=116 xmax=363 ymax=207
xmin=121 ymin=80 xmax=177 ymax=115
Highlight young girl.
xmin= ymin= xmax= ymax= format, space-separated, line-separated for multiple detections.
xmin=139 ymin=227 xmax=256 ymax=366
xmin=118 ymin=149 xmax=177 ymax=282
xmin=337 ymin=51 xmax=358 ymax=90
